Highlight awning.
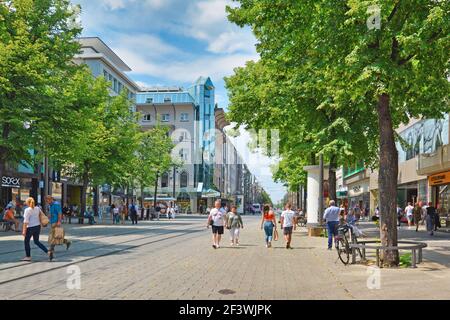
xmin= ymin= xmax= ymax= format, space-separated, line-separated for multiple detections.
xmin=201 ymin=189 xmax=221 ymax=198
xmin=144 ymin=197 xmax=176 ymax=202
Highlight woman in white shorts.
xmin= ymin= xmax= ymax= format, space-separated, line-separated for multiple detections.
xmin=225 ymin=205 xmax=244 ymax=246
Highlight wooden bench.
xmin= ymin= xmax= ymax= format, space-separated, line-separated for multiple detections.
xmin=349 ymin=240 xmax=427 ymax=268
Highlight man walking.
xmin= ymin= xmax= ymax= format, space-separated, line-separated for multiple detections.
xmin=207 ymin=200 xmax=225 ymax=249
xmin=405 ymin=202 xmax=414 ymax=227
xmin=46 ymin=196 xmax=71 ymax=261
xmin=129 ymin=201 xmax=138 ymax=225
xmin=280 ymin=203 xmax=296 ymax=249
xmin=397 ymin=204 xmax=403 ymax=227
xmin=323 ymin=200 xmax=340 ymax=250
xmin=155 ymin=203 xmax=161 ymax=221
xmin=426 ymin=202 xmax=436 ymax=236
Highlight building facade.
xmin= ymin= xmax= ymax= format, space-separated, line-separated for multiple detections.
xmin=136 ymin=88 xmax=198 ymax=213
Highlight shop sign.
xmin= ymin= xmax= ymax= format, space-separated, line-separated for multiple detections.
xmin=1 ymin=176 xmax=20 ymax=188
xmin=429 ymin=172 xmax=450 ymax=186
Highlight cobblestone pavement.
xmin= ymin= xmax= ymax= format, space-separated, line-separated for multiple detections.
xmin=0 ymin=216 xmax=449 ymax=300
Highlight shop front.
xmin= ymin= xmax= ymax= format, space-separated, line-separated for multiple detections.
xmin=1 ymin=175 xmax=38 ymax=213
xmin=347 ymin=180 xmax=370 ymax=212
xmin=429 ymin=171 xmax=450 ymax=228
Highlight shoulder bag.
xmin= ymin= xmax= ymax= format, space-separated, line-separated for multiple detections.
xmin=39 ymin=209 xmax=49 ymax=227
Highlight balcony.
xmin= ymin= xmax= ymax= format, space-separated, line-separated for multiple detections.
xmin=417 ymin=144 xmax=450 ymax=175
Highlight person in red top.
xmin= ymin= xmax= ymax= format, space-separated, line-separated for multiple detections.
xmin=4 ymin=205 xmax=20 ymax=232
xmin=260 ymin=204 xmax=277 ymax=248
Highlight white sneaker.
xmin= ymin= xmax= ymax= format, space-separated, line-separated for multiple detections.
xmin=216 ymin=244 xmax=220 ymax=248
xmin=230 ymin=242 xmax=234 ymax=246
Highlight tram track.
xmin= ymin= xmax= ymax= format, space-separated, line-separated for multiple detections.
xmin=0 ymin=224 xmax=205 ymax=283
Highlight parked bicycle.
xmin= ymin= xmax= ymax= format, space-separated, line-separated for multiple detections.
xmin=335 ymin=223 xmax=363 ymax=265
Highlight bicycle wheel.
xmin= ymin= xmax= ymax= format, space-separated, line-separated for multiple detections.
xmin=336 ymin=238 xmax=350 ymax=265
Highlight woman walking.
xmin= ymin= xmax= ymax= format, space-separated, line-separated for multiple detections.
xmin=260 ymin=204 xmax=277 ymax=248
xmin=226 ymin=205 xmax=244 ymax=246
xmin=22 ymin=197 xmax=50 ymax=262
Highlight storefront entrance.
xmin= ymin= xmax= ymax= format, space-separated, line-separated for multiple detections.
xmin=430 ymin=171 xmax=450 ymax=228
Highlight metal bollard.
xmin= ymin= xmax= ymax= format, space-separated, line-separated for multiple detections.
xmin=411 ymin=250 xmax=417 ymax=268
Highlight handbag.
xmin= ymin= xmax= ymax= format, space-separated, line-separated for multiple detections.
xmin=39 ymin=209 xmax=49 ymax=227
xmin=273 ymin=228 xmax=279 ymax=241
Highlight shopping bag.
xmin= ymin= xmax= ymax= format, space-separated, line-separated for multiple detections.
xmin=50 ymin=226 xmax=65 ymax=245
xmin=273 ymin=228 xmax=279 ymax=241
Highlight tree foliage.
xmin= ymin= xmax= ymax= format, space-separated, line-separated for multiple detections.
xmin=226 ymin=0 xmax=449 ymax=266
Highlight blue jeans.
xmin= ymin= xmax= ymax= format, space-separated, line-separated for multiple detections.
xmin=327 ymin=221 xmax=339 ymax=249
xmin=24 ymin=225 xmax=48 ymax=257
xmin=264 ymin=221 xmax=274 ymax=243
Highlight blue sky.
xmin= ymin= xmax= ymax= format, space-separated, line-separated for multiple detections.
xmin=74 ymin=0 xmax=286 ymax=203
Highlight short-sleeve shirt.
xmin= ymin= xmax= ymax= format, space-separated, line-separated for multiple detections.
xmin=405 ymin=205 xmax=414 ymax=216
xmin=49 ymin=201 xmax=62 ymax=224
xmin=281 ymin=210 xmax=295 ymax=228
xmin=24 ymin=207 xmax=41 ymax=228
xmin=209 ymin=208 xmax=224 ymax=227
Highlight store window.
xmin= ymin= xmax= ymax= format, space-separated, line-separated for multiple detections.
xmin=161 ymin=173 xmax=169 ymax=188
xmin=180 ymin=172 xmax=188 ymax=188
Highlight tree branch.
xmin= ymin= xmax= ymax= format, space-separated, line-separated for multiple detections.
xmin=388 ymin=1 xmax=401 ymax=23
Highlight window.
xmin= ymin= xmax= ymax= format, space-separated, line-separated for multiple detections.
xmin=113 ymin=79 xmax=118 ymax=92
xmin=180 ymin=171 xmax=188 ymax=188
xmin=179 ymin=149 xmax=188 ymax=161
xmin=143 ymin=114 xmax=151 ymax=122
xmin=180 ymin=113 xmax=189 ymax=122
xmin=164 ymin=97 xmax=172 ymax=103
xmin=118 ymin=82 xmax=123 ymax=93
xmin=103 ymin=70 xmax=108 ymax=79
xmin=161 ymin=114 xmax=170 ymax=122
xmin=179 ymin=131 xmax=189 ymax=142
xmin=161 ymin=172 xmax=169 ymax=188
xmin=146 ymin=97 xmax=153 ymax=104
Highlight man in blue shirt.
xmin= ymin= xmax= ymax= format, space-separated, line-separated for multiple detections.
xmin=46 ymin=196 xmax=71 ymax=260
xmin=323 ymin=200 xmax=341 ymax=250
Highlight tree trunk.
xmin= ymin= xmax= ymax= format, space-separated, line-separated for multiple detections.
xmin=377 ymin=93 xmax=399 ymax=267
xmin=140 ymin=185 xmax=144 ymax=220
xmin=0 ymin=159 xmax=5 ymax=208
xmin=328 ymin=154 xmax=337 ymax=202
xmin=0 ymin=123 xmax=10 ymax=208
xmin=81 ymin=162 xmax=89 ymax=218
xmin=153 ymin=172 xmax=159 ymax=209
xmin=318 ymin=154 xmax=324 ymax=225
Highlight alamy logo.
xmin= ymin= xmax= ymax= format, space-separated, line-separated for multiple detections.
xmin=366 ymin=266 xmax=381 ymax=289
xmin=367 ymin=5 xmax=381 ymax=30
xmin=67 ymin=265 xmax=81 ymax=290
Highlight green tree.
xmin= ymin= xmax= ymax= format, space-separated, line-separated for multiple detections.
xmin=226 ymin=0 xmax=449 ymax=266
xmin=133 ymin=125 xmax=175 ymax=214
xmin=0 ymin=0 xmax=81 ymax=206
xmin=61 ymin=69 xmax=140 ymax=215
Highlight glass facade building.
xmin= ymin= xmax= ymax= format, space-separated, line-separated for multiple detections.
xmin=188 ymin=77 xmax=216 ymax=191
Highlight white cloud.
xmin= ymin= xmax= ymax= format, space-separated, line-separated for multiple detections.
xmin=110 ymin=33 xmax=183 ymax=59
xmin=100 ymin=0 xmax=169 ymax=10
xmin=100 ymin=0 xmax=126 ymax=10
xmin=207 ymin=30 xmax=256 ymax=54
xmin=115 ymin=45 xmax=258 ymax=83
